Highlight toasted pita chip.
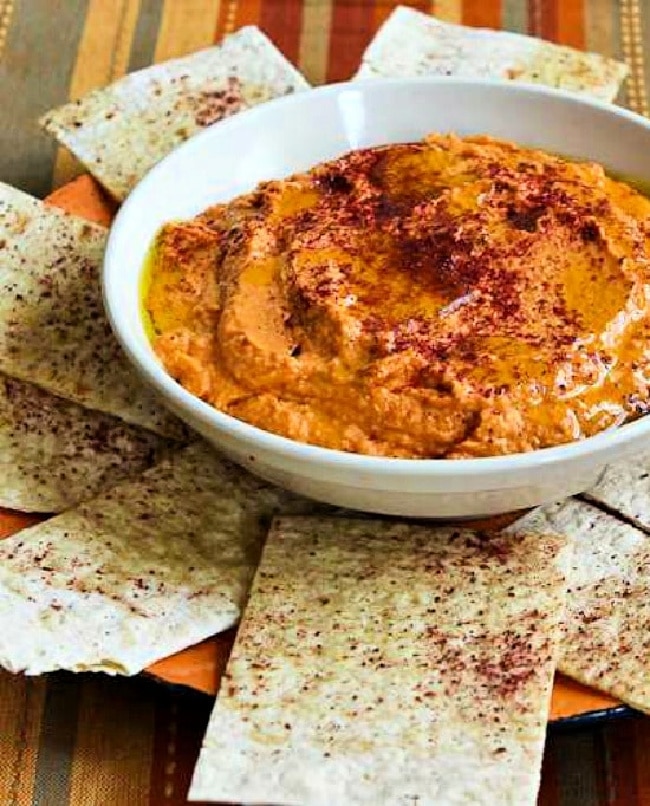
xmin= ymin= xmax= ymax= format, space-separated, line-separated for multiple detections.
xmin=583 ymin=452 xmax=650 ymax=531
xmin=0 ymin=442 xmax=322 ymax=676
xmin=40 ymin=27 xmax=310 ymax=201
xmin=355 ymin=7 xmax=628 ymax=102
xmin=0 ymin=373 xmax=174 ymax=513
xmin=189 ymin=518 xmax=569 ymax=806
xmin=0 ymin=183 xmax=185 ymax=438
xmin=513 ymin=499 xmax=650 ymax=714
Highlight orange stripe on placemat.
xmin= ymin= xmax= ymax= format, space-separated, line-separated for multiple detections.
xmin=259 ymin=0 xmax=304 ymax=69
xmin=327 ymin=0 xmax=375 ymax=82
xmin=214 ymin=0 xmax=237 ymax=39
xmin=147 ymin=632 xmax=234 ymax=697
xmin=233 ymin=0 xmax=261 ymax=30
xmin=604 ymin=718 xmax=641 ymax=806
xmin=0 ymin=673 xmax=46 ymax=806
xmin=462 ymin=0 xmax=501 ymax=29
xmin=633 ymin=718 xmax=650 ymax=804
xmin=0 ymin=509 xmax=42 ymax=539
xmin=68 ymin=676 xmax=155 ymax=806
xmin=554 ymin=0 xmax=585 ymax=48
xmin=553 ymin=731 xmax=603 ymax=806
xmin=46 ymin=175 xmax=117 ymax=226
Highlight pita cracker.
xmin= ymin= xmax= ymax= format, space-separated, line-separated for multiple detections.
xmin=40 ymin=27 xmax=310 ymax=201
xmin=583 ymin=452 xmax=650 ymax=531
xmin=355 ymin=7 xmax=628 ymax=102
xmin=189 ymin=518 xmax=570 ymax=806
xmin=513 ymin=499 xmax=650 ymax=714
xmin=0 ymin=183 xmax=185 ymax=438
xmin=0 ymin=373 xmax=174 ymax=513
xmin=0 ymin=441 xmax=321 ymax=676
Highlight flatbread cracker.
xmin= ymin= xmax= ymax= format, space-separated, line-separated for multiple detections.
xmin=0 ymin=183 xmax=185 ymax=438
xmin=40 ymin=27 xmax=310 ymax=201
xmin=583 ymin=452 xmax=650 ymax=531
xmin=355 ymin=7 xmax=628 ymax=102
xmin=0 ymin=373 xmax=173 ymax=512
xmin=514 ymin=499 xmax=650 ymax=714
xmin=189 ymin=518 xmax=570 ymax=806
xmin=0 ymin=442 xmax=320 ymax=676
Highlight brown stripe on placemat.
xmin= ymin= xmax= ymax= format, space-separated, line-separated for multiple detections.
xmin=592 ymin=727 xmax=611 ymax=806
xmin=31 ymin=674 xmax=81 ymax=806
xmin=326 ymin=0 xmax=375 ymax=82
xmin=537 ymin=730 xmax=561 ymax=806
xmin=537 ymin=0 xmax=558 ymax=42
xmin=585 ymin=0 xmax=615 ymax=58
xmin=553 ymin=731 xmax=602 ymax=806
xmin=298 ymin=0 xmax=332 ymax=85
xmin=632 ymin=718 xmax=650 ymax=800
xmin=67 ymin=676 xmax=155 ymax=806
xmin=0 ymin=0 xmax=89 ymax=196
xmin=0 ymin=672 xmax=46 ymax=805
xmin=259 ymin=0 xmax=304 ymax=70
xmin=127 ymin=0 xmax=165 ymax=71
xmin=154 ymin=0 xmax=222 ymax=62
xmin=149 ymin=687 xmax=211 ymax=806
xmin=604 ymin=718 xmax=643 ymax=806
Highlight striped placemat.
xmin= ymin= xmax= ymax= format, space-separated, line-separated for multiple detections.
xmin=1 ymin=670 xmax=649 ymax=805
xmin=0 ymin=0 xmax=648 ymax=198
xmin=0 ymin=1 xmax=649 ymax=804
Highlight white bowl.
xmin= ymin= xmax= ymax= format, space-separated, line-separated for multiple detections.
xmin=104 ymin=78 xmax=650 ymax=518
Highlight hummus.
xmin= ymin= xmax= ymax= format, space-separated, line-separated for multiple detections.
xmin=145 ymin=134 xmax=650 ymax=458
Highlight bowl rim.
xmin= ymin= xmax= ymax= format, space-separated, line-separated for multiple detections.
xmin=104 ymin=76 xmax=650 ymax=477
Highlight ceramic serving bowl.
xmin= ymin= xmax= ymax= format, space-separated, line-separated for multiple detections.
xmin=104 ymin=78 xmax=650 ymax=518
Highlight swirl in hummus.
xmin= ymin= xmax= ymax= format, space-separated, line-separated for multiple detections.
xmin=145 ymin=134 xmax=650 ymax=458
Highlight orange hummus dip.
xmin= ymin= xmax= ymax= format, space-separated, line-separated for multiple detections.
xmin=145 ymin=134 xmax=650 ymax=458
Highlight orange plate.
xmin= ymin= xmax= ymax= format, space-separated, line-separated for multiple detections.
xmin=7 ymin=177 xmax=618 ymax=722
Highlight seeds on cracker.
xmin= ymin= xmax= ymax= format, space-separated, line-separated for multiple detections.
xmin=0 ymin=442 xmax=317 ymax=676
xmin=355 ymin=6 xmax=628 ymax=102
xmin=0 ymin=182 xmax=184 ymax=438
xmin=190 ymin=517 xmax=569 ymax=806
xmin=0 ymin=373 xmax=174 ymax=512
xmin=514 ymin=498 xmax=650 ymax=714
